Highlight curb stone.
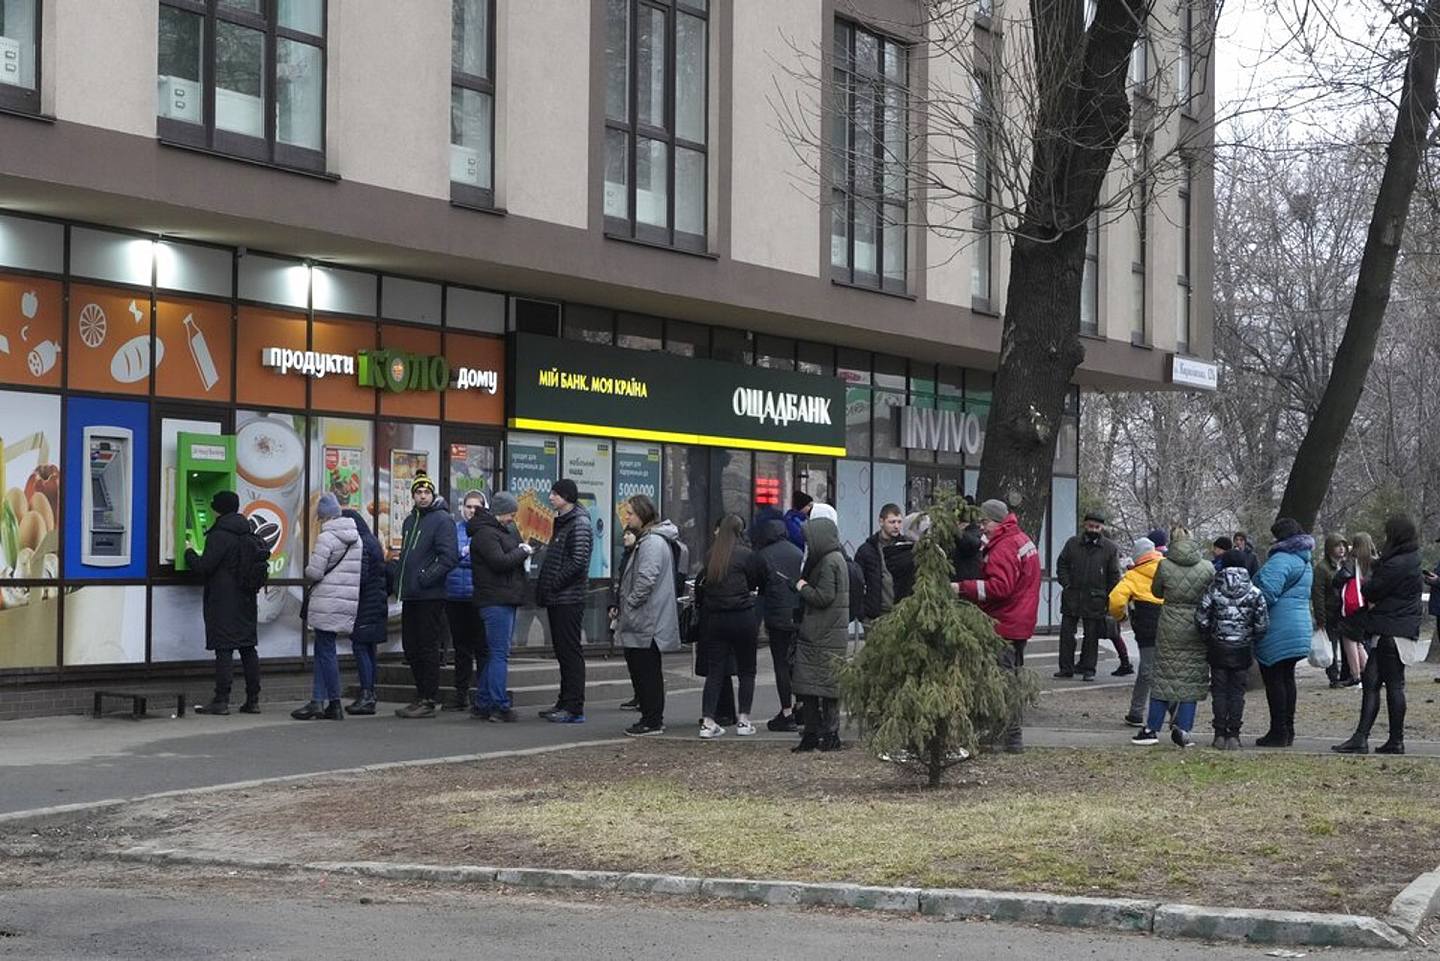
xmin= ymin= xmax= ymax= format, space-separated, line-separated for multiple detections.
xmin=1387 ymin=867 xmax=1440 ymax=936
xmin=98 ymin=847 xmax=1412 ymax=949
xmin=1152 ymin=904 xmax=1408 ymax=950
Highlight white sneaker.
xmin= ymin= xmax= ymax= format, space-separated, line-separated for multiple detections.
xmin=699 ymin=723 xmax=725 ymax=739
xmin=736 ymin=720 xmax=756 ymax=736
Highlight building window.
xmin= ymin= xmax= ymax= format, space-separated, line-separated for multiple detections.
xmin=604 ymin=0 xmax=709 ymax=252
xmin=1176 ymin=158 xmax=1192 ymax=351
xmin=1129 ymin=27 xmax=1149 ymax=93
xmin=0 ymin=0 xmax=40 ymax=113
xmin=451 ymin=0 xmax=495 ymax=207
xmin=1132 ymin=138 xmax=1149 ymax=342
xmin=1080 ymin=212 xmax=1099 ymax=334
xmin=1177 ymin=0 xmax=1193 ymax=110
xmin=831 ymin=20 xmax=908 ymax=292
xmin=970 ymin=69 xmax=994 ymax=306
xmin=156 ymin=0 xmax=327 ymax=173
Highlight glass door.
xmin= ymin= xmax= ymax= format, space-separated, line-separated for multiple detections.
xmin=796 ymin=456 xmax=834 ymax=507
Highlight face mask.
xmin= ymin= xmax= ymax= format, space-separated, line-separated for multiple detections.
xmin=1084 ymin=530 xmax=1101 ymax=543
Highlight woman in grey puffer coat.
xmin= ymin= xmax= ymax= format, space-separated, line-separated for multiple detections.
xmin=616 ymin=495 xmax=682 ymax=736
xmin=293 ymin=493 xmax=362 ymax=721
xmin=793 ymin=516 xmax=849 ymax=753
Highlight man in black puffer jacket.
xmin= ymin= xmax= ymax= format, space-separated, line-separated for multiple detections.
xmin=343 ymin=509 xmax=390 ymax=715
xmin=536 ymin=479 xmax=594 ymax=723
xmin=390 ymin=472 xmax=458 ymax=719
xmin=1335 ymin=514 xmax=1424 ymax=755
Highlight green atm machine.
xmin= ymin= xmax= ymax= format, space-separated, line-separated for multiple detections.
xmin=174 ymin=432 xmax=237 ymax=572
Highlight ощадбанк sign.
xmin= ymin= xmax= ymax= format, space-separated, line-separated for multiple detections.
xmin=510 ymin=334 xmax=846 ymax=456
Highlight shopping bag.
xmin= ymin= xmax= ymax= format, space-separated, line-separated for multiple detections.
xmin=1307 ymin=627 xmax=1334 ymax=669
xmin=1394 ymin=636 xmax=1432 ymax=666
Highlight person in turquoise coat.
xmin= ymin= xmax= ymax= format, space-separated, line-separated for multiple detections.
xmin=1252 ymin=517 xmax=1315 ymax=747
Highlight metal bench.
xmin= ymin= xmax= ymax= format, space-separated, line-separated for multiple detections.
xmin=92 ymin=690 xmax=187 ymax=720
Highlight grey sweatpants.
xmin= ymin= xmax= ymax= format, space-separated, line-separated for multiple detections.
xmin=1000 ymin=639 xmax=1027 ymax=751
xmin=1128 ymin=644 xmax=1155 ymax=719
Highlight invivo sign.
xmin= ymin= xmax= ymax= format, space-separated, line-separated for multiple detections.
xmin=897 ymin=406 xmax=985 ymax=456
xmin=260 ymin=347 xmax=498 ymax=393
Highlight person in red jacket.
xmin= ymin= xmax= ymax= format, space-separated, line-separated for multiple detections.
xmin=953 ymin=498 xmax=1041 ymax=752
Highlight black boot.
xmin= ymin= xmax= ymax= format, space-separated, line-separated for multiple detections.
xmin=1376 ymin=738 xmax=1405 ymax=755
xmin=1384 ymin=678 xmax=1407 ymax=750
xmin=291 ymin=700 xmax=324 ymax=720
xmin=346 ymin=690 xmax=377 ymax=716
xmin=322 ymin=699 xmax=346 ymax=720
xmin=1254 ymin=729 xmax=1285 ymax=747
xmin=443 ymin=689 xmax=471 ymax=712
xmin=817 ymin=733 xmax=843 ymax=752
xmin=792 ymin=733 xmax=819 ymax=753
xmin=196 ymin=699 xmax=230 ymax=715
xmin=1331 ymin=733 xmax=1369 ymax=754
xmin=238 ymin=698 xmax=261 ymax=715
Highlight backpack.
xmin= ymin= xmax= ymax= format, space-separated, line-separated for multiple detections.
xmin=1341 ymin=574 xmax=1365 ymax=619
xmin=668 ymin=537 xmax=689 ymax=601
xmin=238 ymin=526 xmax=273 ymax=595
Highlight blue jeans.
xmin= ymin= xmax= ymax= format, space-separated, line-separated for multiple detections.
xmin=1147 ymin=697 xmax=1196 ymax=733
xmin=477 ymin=605 xmax=516 ymax=711
xmin=353 ymin=641 xmax=378 ymax=691
xmin=312 ymin=630 xmax=342 ymax=701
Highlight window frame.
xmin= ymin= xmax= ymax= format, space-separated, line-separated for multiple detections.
xmin=603 ymin=0 xmax=710 ymax=253
xmin=1176 ymin=157 xmax=1192 ymax=352
xmin=0 ymin=0 xmax=42 ymax=115
xmin=451 ymin=0 xmax=497 ymax=209
xmin=1177 ymin=0 xmax=1193 ymax=112
xmin=156 ymin=0 xmax=329 ymax=174
xmin=830 ymin=18 xmax=909 ymax=294
xmin=1080 ymin=211 xmax=1099 ymax=335
xmin=1131 ymin=136 xmax=1150 ymax=344
xmin=970 ymin=67 xmax=994 ymax=308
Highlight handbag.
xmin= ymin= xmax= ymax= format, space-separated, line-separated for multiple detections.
xmin=300 ymin=541 xmax=353 ymax=624
xmin=1393 ymin=636 xmax=1432 ymax=667
xmin=1307 ymin=627 xmax=1334 ymax=669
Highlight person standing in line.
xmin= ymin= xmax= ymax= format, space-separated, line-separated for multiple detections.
xmin=1146 ymin=529 xmax=1169 ymax=555
xmin=615 ymin=495 xmax=682 ymax=737
xmin=391 ymin=471 xmax=458 ymax=719
xmin=698 ymin=514 xmax=769 ymax=739
xmin=1335 ymin=531 xmax=1375 ymax=685
xmin=1252 ymin=517 xmax=1315 ymax=747
xmin=613 ymin=525 xmax=641 ymax=711
xmin=1195 ymin=549 xmax=1269 ymax=749
xmin=784 ymin=491 xmax=814 ymax=550
xmin=343 ymin=508 xmax=387 ymax=716
xmin=793 ymin=514 xmax=851 ymax=753
xmin=1311 ymin=533 xmax=1350 ymax=688
xmin=443 ymin=491 xmax=489 ymax=712
xmin=1211 ymin=536 xmax=1233 ymax=572
xmin=293 ymin=493 xmax=362 ymax=721
xmin=187 ymin=490 xmax=267 ymax=715
xmin=953 ymin=499 xmax=1042 ymax=754
xmin=536 ymin=479 xmax=594 ymax=724
xmin=1130 ymin=528 xmax=1212 ymax=749
xmin=468 ymin=491 xmax=533 ymax=722
xmin=1334 ymin=515 xmax=1424 ymax=754
xmin=1110 ymin=537 xmax=1165 ymax=727
xmin=856 ymin=503 xmax=917 ymax=623
xmin=1054 ymin=511 xmax=1124 ymax=681
xmin=755 ymin=509 xmax=804 ymax=732
xmin=1233 ymin=532 xmax=1262 ymax=576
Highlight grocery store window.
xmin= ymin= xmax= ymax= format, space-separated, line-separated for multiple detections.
xmin=157 ymin=0 xmax=327 ymax=174
xmin=451 ymin=0 xmax=495 ymax=208
xmin=0 ymin=0 xmax=41 ymax=114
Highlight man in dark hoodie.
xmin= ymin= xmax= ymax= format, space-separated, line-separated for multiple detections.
xmin=186 ymin=490 xmax=266 ymax=716
xmin=754 ymin=507 xmax=804 ymax=732
xmin=856 ymin=503 xmax=916 ymax=623
xmin=537 ymin=478 xmax=594 ymax=723
xmin=391 ymin=471 xmax=458 ymax=719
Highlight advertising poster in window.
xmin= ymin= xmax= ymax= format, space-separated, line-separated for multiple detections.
xmin=0 ymin=389 xmax=61 ymax=668
xmin=62 ymin=584 xmax=146 ymax=665
xmin=0 ymin=275 xmax=64 ymax=389
xmin=155 ymin=297 xmax=233 ymax=401
xmin=506 ymin=433 xmax=558 ymax=549
xmin=325 ymin=446 xmax=365 ymax=511
xmin=234 ymin=411 xmax=306 ymax=628
xmin=562 ymin=437 xmax=612 ymax=579
xmin=388 ymin=449 xmax=429 ymax=552
xmin=614 ymin=442 xmax=661 ymax=576
xmin=448 ymin=443 xmax=496 ymax=504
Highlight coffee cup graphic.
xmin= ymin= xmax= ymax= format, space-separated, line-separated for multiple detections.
xmin=236 ymin=417 xmax=304 ymax=624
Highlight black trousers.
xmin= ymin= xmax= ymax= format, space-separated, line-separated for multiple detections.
xmin=1000 ymin=639 xmax=1027 ymax=749
xmin=768 ymin=627 xmax=796 ymax=711
xmin=401 ymin=599 xmax=449 ymax=702
xmin=1259 ymin=655 xmax=1303 ymax=735
xmin=1210 ymin=664 xmax=1249 ymax=736
xmin=547 ymin=603 xmax=586 ymax=714
xmin=702 ymin=609 xmax=759 ymax=721
xmin=213 ymin=646 xmax=260 ymax=702
xmin=623 ymin=643 xmax=665 ymax=728
xmin=802 ymin=696 xmax=840 ymax=736
xmin=444 ymin=600 xmax=487 ymax=694
xmin=1356 ymin=636 xmax=1406 ymax=740
xmin=1058 ymin=614 xmax=1103 ymax=675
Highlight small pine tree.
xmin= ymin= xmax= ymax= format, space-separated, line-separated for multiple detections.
xmin=841 ymin=495 xmax=1039 ymax=787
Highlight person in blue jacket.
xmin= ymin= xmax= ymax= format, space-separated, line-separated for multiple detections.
xmin=783 ymin=491 xmax=813 ymax=550
xmin=444 ymin=490 xmax=489 ymax=712
xmin=1252 ymin=517 xmax=1315 ymax=747
xmin=343 ymin=509 xmax=389 ymax=716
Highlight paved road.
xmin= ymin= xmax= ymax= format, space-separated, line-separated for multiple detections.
xmin=0 ymin=886 xmax=1406 ymax=961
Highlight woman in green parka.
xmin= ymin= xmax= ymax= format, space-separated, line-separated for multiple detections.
xmin=792 ymin=515 xmax=850 ymax=754
xmin=1131 ymin=528 xmax=1213 ymax=748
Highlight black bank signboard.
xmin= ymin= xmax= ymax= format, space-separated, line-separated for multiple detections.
xmin=511 ymin=334 xmax=847 ymax=457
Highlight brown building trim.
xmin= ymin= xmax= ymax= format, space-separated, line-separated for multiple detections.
xmin=0 ymin=114 xmax=1172 ymax=388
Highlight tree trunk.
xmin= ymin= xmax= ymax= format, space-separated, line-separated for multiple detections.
xmin=1277 ymin=0 xmax=1440 ymax=529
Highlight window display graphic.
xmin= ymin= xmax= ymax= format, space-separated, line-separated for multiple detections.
xmin=64 ymin=396 xmax=149 ymax=580
xmin=448 ymin=443 xmax=495 ymax=503
xmin=563 ymin=437 xmax=612 ymax=579
xmin=0 ymin=390 xmax=61 ymax=668
xmin=506 ymin=433 xmax=559 ymax=548
xmin=235 ymin=412 xmax=305 ymax=623
xmin=613 ymin=442 xmax=660 ymax=577
xmin=68 ymin=287 xmax=157 ymax=397
xmin=324 ymin=445 xmax=364 ymax=510
xmin=81 ymin=427 xmax=133 ymax=567
xmin=174 ymin=432 xmax=236 ymax=572
xmin=0 ymin=276 xmax=63 ymax=387
xmin=388 ymin=449 xmax=428 ymax=551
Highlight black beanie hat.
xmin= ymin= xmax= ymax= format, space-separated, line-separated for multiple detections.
xmin=792 ymin=491 xmax=814 ymax=511
xmin=211 ymin=490 xmax=240 ymax=515
xmin=1270 ymin=517 xmax=1303 ymax=542
xmin=1221 ymin=549 xmax=1250 ymax=570
xmin=551 ymin=478 xmax=579 ymax=505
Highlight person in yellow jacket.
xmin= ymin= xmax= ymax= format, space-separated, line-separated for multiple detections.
xmin=1110 ymin=537 xmax=1165 ymax=727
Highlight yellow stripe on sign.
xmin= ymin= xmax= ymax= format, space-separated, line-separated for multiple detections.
xmin=508 ymin=419 xmax=848 ymax=458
